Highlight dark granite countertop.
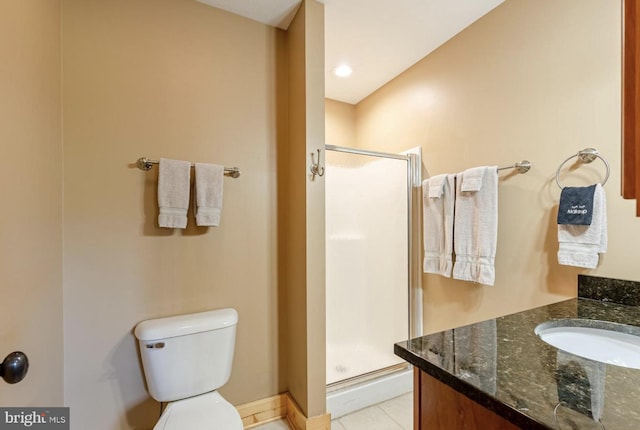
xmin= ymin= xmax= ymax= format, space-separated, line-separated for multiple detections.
xmin=395 ymin=296 xmax=640 ymax=429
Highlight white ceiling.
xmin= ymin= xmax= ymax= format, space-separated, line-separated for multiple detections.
xmin=197 ymin=0 xmax=505 ymax=105
xmin=196 ymin=0 xmax=302 ymax=29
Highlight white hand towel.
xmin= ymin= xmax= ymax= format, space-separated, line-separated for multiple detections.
xmin=557 ymin=183 xmax=607 ymax=269
xmin=460 ymin=166 xmax=486 ymax=192
xmin=428 ymin=174 xmax=447 ymax=198
xmin=195 ymin=163 xmax=224 ymax=227
xmin=158 ymin=158 xmax=191 ymax=229
xmin=422 ymin=174 xmax=455 ymax=277
xmin=453 ymin=166 xmax=498 ymax=286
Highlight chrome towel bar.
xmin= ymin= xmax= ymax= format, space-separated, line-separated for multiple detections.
xmin=136 ymin=157 xmax=241 ymax=178
xmin=497 ymin=160 xmax=532 ymax=174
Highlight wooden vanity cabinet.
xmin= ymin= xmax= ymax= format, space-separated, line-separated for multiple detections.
xmin=413 ymin=368 xmax=520 ymax=430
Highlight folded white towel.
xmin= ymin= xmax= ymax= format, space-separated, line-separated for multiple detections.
xmin=427 ymin=174 xmax=448 ymax=198
xmin=195 ymin=163 xmax=224 ymax=227
xmin=453 ymin=166 xmax=498 ymax=286
xmin=460 ymin=166 xmax=486 ymax=192
xmin=557 ymin=183 xmax=607 ymax=269
xmin=158 ymin=158 xmax=191 ymax=229
xmin=422 ymin=174 xmax=455 ymax=277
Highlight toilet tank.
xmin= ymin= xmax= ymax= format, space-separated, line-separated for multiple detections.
xmin=134 ymin=308 xmax=238 ymax=402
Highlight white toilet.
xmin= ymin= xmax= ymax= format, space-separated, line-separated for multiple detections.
xmin=134 ymin=308 xmax=243 ymax=430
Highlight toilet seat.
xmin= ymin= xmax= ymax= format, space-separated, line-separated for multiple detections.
xmin=154 ymin=391 xmax=243 ymax=430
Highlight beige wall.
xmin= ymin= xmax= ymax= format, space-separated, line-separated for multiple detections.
xmin=63 ymin=0 xmax=286 ymax=427
xmin=285 ymin=0 xmax=327 ymax=418
xmin=1 ymin=0 xmax=323 ymax=426
xmin=0 ymin=0 xmax=63 ymax=405
xmin=325 ymin=99 xmax=356 ymax=147
xmin=329 ymin=0 xmax=633 ymax=334
xmin=303 ymin=0 xmax=327 ymax=418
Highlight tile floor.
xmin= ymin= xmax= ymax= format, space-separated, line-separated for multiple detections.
xmin=253 ymin=392 xmax=412 ymax=430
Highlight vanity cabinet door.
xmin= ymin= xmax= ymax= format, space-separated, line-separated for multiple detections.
xmin=413 ymin=369 xmax=520 ymax=430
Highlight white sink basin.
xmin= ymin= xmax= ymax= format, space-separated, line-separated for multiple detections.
xmin=535 ymin=319 xmax=640 ymax=369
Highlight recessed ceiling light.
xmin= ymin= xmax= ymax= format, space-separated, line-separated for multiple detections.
xmin=332 ymin=64 xmax=353 ymax=78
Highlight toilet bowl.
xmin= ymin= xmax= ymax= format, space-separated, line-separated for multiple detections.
xmin=154 ymin=391 xmax=241 ymax=430
xmin=134 ymin=308 xmax=243 ymax=429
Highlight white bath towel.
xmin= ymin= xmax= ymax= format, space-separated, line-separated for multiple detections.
xmin=195 ymin=163 xmax=224 ymax=227
xmin=422 ymin=174 xmax=455 ymax=277
xmin=557 ymin=183 xmax=607 ymax=269
xmin=453 ymin=166 xmax=498 ymax=286
xmin=158 ymin=158 xmax=191 ymax=229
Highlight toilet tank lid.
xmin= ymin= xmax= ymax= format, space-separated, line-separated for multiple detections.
xmin=134 ymin=308 xmax=238 ymax=341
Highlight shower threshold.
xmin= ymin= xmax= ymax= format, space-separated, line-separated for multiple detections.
xmin=326 ymin=363 xmax=412 ymax=419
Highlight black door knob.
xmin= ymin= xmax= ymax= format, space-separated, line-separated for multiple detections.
xmin=0 ymin=352 xmax=29 ymax=384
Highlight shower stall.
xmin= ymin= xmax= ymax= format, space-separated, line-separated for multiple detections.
xmin=325 ymin=144 xmax=421 ymax=418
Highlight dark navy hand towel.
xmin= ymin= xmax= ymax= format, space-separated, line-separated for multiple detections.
xmin=557 ymin=184 xmax=597 ymax=225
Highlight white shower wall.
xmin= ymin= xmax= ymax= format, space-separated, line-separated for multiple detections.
xmin=326 ymin=152 xmax=409 ymax=385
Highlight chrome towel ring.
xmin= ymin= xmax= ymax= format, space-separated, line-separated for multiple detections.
xmin=555 ymin=148 xmax=610 ymax=189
